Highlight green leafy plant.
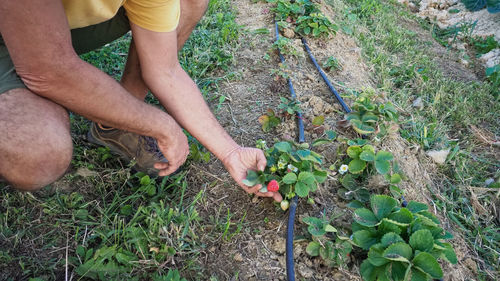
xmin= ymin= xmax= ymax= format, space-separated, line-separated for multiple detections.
xmin=295 ymin=13 xmax=338 ymax=37
xmin=271 ymin=37 xmax=300 ymax=57
xmin=347 ymin=91 xmax=398 ymax=136
xmin=470 ymin=35 xmax=500 ymax=55
xmin=152 ymin=270 xmax=188 ymax=281
xmin=303 ymin=216 xmax=352 ymax=267
xmin=323 ymin=56 xmax=343 ymax=71
xmin=351 ymin=195 xmax=457 ymax=281
xmin=485 ymin=64 xmax=500 ymax=89
xmin=270 ymin=62 xmax=291 ymax=80
xmin=258 ymin=109 xmax=282 ymax=132
xmin=270 ymin=0 xmax=319 ymax=21
xmin=337 ymin=173 xmax=370 ymax=203
xmin=278 ymin=97 xmax=302 ymax=115
xmin=187 ymin=133 xmax=210 ymax=163
xmin=243 ymin=140 xmax=331 ymax=203
xmin=346 ymin=144 xmax=394 ymax=175
xmin=75 ymin=245 xmax=136 ymax=280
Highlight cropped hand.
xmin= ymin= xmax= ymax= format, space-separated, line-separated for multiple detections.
xmin=154 ymin=124 xmax=189 ymax=176
xmin=222 ymin=146 xmax=282 ymax=202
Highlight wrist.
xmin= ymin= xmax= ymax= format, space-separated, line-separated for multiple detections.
xmin=220 ymin=145 xmax=241 ymax=166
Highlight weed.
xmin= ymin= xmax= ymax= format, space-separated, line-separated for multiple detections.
xmin=470 ymin=35 xmax=500 ymax=55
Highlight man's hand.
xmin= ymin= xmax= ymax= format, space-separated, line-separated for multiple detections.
xmin=222 ymin=147 xmax=283 ymax=202
xmin=153 ymin=124 xmax=189 ymax=176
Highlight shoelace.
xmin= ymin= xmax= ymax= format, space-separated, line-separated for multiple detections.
xmin=140 ymin=136 xmax=167 ymax=160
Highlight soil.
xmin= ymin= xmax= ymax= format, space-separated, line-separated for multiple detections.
xmin=185 ymin=0 xmax=482 ymax=280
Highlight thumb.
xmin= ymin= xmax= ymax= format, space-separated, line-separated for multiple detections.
xmin=257 ymin=150 xmax=267 ymax=171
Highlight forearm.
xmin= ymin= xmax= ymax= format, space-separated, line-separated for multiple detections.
xmin=24 ymin=58 xmax=177 ymax=140
xmin=145 ymin=65 xmax=239 ymax=160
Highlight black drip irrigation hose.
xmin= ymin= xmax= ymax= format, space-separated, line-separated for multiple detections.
xmin=286 ymin=196 xmax=299 ymax=281
xmin=301 ymin=37 xmax=351 ymax=114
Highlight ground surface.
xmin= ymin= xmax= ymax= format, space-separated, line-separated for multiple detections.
xmin=1 ymin=0 xmax=499 ymax=281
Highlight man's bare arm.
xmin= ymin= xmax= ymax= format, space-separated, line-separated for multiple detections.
xmin=0 ymin=0 xmax=189 ymax=174
xmin=129 ymin=23 xmax=282 ymax=201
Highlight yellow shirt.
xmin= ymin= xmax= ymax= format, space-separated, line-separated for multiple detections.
xmin=62 ymin=0 xmax=180 ymax=32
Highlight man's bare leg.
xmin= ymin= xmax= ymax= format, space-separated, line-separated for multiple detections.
xmin=0 ymin=88 xmax=73 ymax=191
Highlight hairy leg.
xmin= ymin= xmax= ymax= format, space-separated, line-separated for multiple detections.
xmin=0 ymin=88 xmax=72 ymax=191
xmin=177 ymin=0 xmax=209 ymax=50
xmin=120 ymin=0 xmax=209 ymax=100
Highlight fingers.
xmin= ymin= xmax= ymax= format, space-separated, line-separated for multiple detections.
xmin=255 ymin=191 xmax=283 ymax=202
xmin=256 ymin=149 xmax=267 ymax=171
xmin=247 ymin=183 xmax=263 ymax=194
xmin=156 ymin=146 xmax=189 ymax=177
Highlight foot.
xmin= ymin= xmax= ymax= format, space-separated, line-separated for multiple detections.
xmin=87 ymin=123 xmax=167 ymax=175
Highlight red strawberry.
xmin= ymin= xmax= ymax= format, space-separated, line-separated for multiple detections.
xmin=267 ymin=180 xmax=279 ymax=192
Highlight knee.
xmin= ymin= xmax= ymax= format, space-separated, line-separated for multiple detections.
xmin=3 ymin=136 xmax=73 ymax=192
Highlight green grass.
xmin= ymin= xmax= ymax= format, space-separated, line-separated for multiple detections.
xmin=327 ymin=0 xmax=499 ymax=278
xmin=0 ymin=0 xmax=241 ymax=280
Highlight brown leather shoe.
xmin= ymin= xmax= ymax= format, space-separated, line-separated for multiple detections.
xmin=87 ymin=123 xmax=167 ymax=175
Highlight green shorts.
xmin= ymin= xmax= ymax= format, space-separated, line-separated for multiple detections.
xmin=0 ymin=8 xmax=130 ymax=95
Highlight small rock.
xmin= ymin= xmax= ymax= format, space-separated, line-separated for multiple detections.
xmin=234 ymin=253 xmax=244 ymax=262
xmin=297 ymin=263 xmax=314 ymax=278
xmin=283 ymin=28 xmax=295 ymax=38
xmin=426 ymin=149 xmax=450 ymax=164
xmin=460 ymin=58 xmax=469 ymax=67
xmin=305 ymin=73 xmax=316 ymax=82
xmin=412 ymin=97 xmax=424 ymax=110
xmin=271 ymin=237 xmax=286 ymax=254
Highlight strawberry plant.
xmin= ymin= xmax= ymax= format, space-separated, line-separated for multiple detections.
xmin=270 ymin=62 xmax=291 ymax=80
xmin=346 ymin=144 xmax=394 ymax=175
xmin=337 ymin=173 xmax=370 ymax=203
xmin=258 ymin=109 xmax=281 ymax=132
xmin=243 ymin=139 xmax=335 ymax=208
xmin=337 ymin=142 xmax=402 ymax=203
xmin=278 ymin=97 xmax=302 ymax=115
xmin=347 ymin=91 xmax=398 ymax=136
xmin=271 ymin=37 xmax=301 ymax=57
xmin=323 ymin=56 xmax=343 ymax=72
xmin=350 ymin=195 xmax=457 ymax=281
xmin=303 ymin=216 xmax=352 ymax=268
xmin=295 ymin=13 xmax=338 ymax=37
xmin=269 ymin=0 xmax=319 ymax=21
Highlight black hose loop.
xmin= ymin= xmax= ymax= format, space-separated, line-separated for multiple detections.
xmin=301 ymin=37 xmax=351 ymax=113
xmin=286 ymin=196 xmax=299 ymax=281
